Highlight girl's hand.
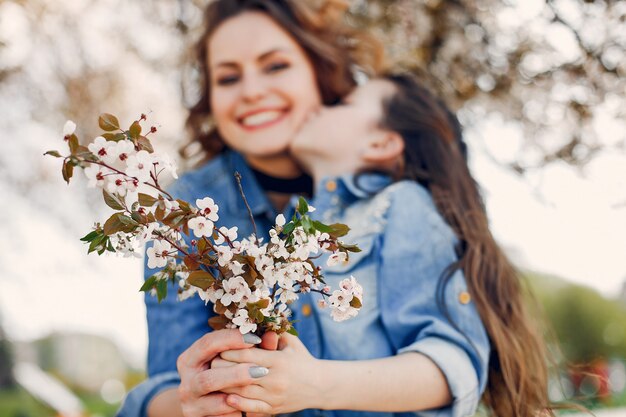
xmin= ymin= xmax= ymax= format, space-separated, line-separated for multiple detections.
xmin=175 ymin=329 xmax=271 ymax=417
xmin=218 ymin=333 xmax=323 ymax=414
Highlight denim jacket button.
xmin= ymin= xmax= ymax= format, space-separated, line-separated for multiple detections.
xmin=325 ymin=179 xmax=337 ymax=192
xmin=459 ymin=291 xmax=471 ymax=304
xmin=301 ymin=304 xmax=312 ymax=317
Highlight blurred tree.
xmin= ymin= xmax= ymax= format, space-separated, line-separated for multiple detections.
xmin=1 ymin=0 xmax=623 ymax=177
xmin=529 ymin=272 xmax=626 ymax=363
xmin=343 ymin=0 xmax=625 ymax=173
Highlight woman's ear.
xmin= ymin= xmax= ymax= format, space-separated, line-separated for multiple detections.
xmin=362 ymin=131 xmax=404 ymax=164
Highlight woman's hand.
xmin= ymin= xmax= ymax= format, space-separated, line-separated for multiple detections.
xmin=173 ymin=329 xmax=274 ymax=417
xmin=217 ymin=333 xmax=323 ymax=415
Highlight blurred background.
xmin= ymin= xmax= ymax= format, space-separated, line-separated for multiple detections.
xmin=0 ymin=0 xmax=624 ymax=415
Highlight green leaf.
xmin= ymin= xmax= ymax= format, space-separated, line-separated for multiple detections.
xmin=297 ymin=196 xmax=309 ymax=215
xmin=282 ymin=221 xmax=296 ymax=235
xmin=350 ymin=297 xmax=362 ymax=309
xmin=129 ymin=121 xmax=142 ymax=139
xmin=140 ymin=276 xmax=158 ymax=292
xmin=138 ymin=193 xmax=158 ymax=207
xmin=131 ymin=211 xmax=144 ymax=223
xmin=68 ymin=134 xmax=79 ymax=154
xmin=137 ymin=136 xmax=154 ymax=153
xmin=301 ymin=217 xmax=314 ymax=234
xmin=156 ymin=279 xmax=168 ymax=302
xmin=187 ymin=270 xmax=216 ymax=291
xmin=103 ymin=190 xmax=125 ymax=211
xmin=312 ymin=220 xmax=333 ymax=233
xmin=329 ymin=223 xmax=350 ymax=238
xmin=87 ymin=234 xmax=106 ymax=254
xmin=103 ymin=212 xmax=125 ymax=235
xmin=97 ymin=237 xmax=109 ymax=255
xmin=44 ymin=150 xmax=62 ymax=158
xmin=62 ymin=161 xmax=74 ymax=184
xmin=340 ymin=243 xmax=361 ymax=253
xmin=118 ymin=214 xmax=139 ymax=227
xmin=102 ymin=132 xmax=126 ymax=142
xmin=208 ymin=315 xmax=229 ymax=331
xmin=80 ymin=230 xmax=100 ymax=242
xmin=287 ymin=326 xmax=299 ymax=336
xmin=99 ymin=113 xmax=120 ymax=131
xmin=183 ymin=255 xmax=200 ymax=271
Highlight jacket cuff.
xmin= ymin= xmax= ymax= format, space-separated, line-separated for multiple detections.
xmin=398 ymin=337 xmax=480 ymax=417
xmin=116 ymin=371 xmax=181 ymax=417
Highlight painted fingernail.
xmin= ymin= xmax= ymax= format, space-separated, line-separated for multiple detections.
xmin=243 ymin=333 xmax=262 ymax=344
xmin=249 ymin=366 xmax=269 ymax=378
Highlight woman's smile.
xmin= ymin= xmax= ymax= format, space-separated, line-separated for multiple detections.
xmin=237 ymin=107 xmax=290 ymax=130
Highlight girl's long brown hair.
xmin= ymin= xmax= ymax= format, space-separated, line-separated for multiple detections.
xmin=382 ymin=73 xmax=553 ymax=417
xmin=183 ymin=0 xmax=383 ymax=159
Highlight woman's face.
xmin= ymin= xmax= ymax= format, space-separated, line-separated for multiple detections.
xmin=208 ymin=12 xmax=322 ymax=160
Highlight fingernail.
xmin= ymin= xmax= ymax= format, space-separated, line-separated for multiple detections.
xmin=243 ymin=333 xmax=262 ymax=344
xmin=249 ymin=366 xmax=269 ymax=378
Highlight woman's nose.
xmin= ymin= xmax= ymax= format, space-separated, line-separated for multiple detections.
xmin=240 ymin=72 xmax=267 ymax=103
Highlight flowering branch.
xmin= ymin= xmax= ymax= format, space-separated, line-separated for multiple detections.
xmin=45 ymin=114 xmax=364 ymax=335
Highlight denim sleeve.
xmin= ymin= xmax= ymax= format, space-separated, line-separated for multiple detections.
xmin=116 ymin=371 xmax=180 ymax=417
xmin=379 ymin=182 xmax=490 ymax=417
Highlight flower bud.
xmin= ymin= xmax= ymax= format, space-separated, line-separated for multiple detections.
xmin=63 ymin=120 xmax=76 ymax=137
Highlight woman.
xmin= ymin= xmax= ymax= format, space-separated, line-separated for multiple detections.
xmin=215 ymin=75 xmax=553 ymax=417
xmin=117 ymin=1 xmax=382 ymax=417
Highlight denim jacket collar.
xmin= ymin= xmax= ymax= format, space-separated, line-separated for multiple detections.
xmin=313 ymin=172 xmax=392 ymax=207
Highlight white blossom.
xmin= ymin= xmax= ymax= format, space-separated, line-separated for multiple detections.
xmin=214 ymin=226 xmax=238 ymax=245
xmin=216 ymin=245 xmax=234 ymax=267
xmin=153 ymin=152 xmax=179 ymax=180
xmin=327 ymin=251 xmax=348 ymax=266
xmin=188 ymin=216 xmax=214 ymax=238
xmin=229 ymin=260 xmax=245 ymax=276
xmin=275 ymin=214 xmax=286 ymax=227
xmin=88 ymin=136 xmax=116 ymax=164
xmin=136 ymin=222 xmax=158 ymax=245
xmin=126 ymin=150 xmax=153 ymax=182
xmin=84 ymin=164 xmax=108 ymax=188
xmin=196 ymin=197 xmax=219 ymax=222
xmin=109 ymin=140 xmax=136 ymax=168
xmin=340 ymin=275 xmax=363 ymax=299
xmin=198 ymin=286 xmax=225 ymax=305
xmin=63 ymin=120 xmax=76 ymax=136
xmin=146 ymin=240 xmax=176 ymax=269
xmin=232 ymin=309 xmax=257 ymax=334
xmin=221 ymin=276 xmax=251 ymax=307
xmin=105 ymin=175 xmax=130 ymax=196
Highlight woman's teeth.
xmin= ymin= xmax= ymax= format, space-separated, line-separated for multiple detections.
xmin=241 ymin=110 xmax=284 ymax=127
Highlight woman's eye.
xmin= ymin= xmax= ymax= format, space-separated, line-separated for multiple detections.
xmin=215 ymin=74 xmax=239 ymax=86
xmin=265 ymin=62 xmax=290 ymax=73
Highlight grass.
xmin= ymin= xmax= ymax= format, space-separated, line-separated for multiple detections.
xmin=0 ymin=387 xmax=56 ymax=417
xmin=0 ymin=387 xmax=120 ymax=417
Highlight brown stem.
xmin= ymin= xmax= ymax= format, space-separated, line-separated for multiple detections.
xmin=234 ymin=172 xmax=259 ymax=246
xmin=88 ymin=159 xmax=174 ymax=200
xmin=215 ymin=228 xmax=235 ymax=249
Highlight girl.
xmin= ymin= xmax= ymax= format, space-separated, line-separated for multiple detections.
xmin=215 ymin=75 xmax=552 ymax=417
xmin=117 ymin=1 xmax=383 ymax=417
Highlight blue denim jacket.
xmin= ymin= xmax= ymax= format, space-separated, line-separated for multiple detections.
xmin=291 ymin=175 xmax=490 ymax=417
xmin=117 ymin=152 xmax=490 ymax=417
